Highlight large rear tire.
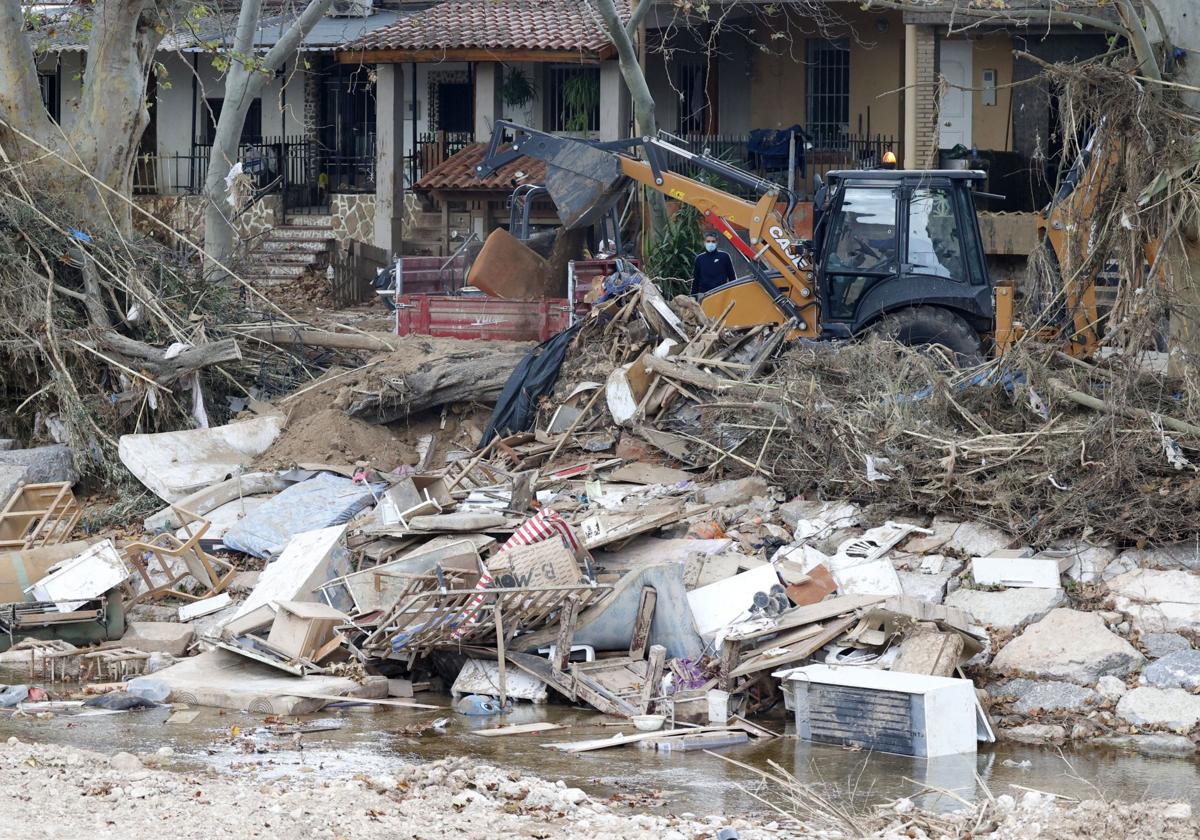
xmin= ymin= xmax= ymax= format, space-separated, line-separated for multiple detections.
xmin=868 ymin=306 xmax=984 ymax=367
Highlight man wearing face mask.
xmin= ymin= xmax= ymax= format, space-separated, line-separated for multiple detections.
xmin=691 ymin=231 xmax=736 ymax=296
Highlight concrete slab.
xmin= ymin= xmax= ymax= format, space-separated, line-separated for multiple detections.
xmin=151 ymin=649 xmax=387 ymax=714
xmin=121 ymin=621 xmax=195 ymax=656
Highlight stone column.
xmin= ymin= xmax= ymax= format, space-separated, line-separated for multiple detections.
xmin=374 ymin=63 xmax=406 ymax=256
xmin=474 ymin=61 xmax=501 ymax=141
xmin=598 ymin=60 xmax=628 ymax=140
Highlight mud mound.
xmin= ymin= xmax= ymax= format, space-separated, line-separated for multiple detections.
xmin=256 ymin=408 xmax=415 ymax=471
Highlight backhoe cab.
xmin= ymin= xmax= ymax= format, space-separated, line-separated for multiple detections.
xmin=803 ymin=169 xmax=995 ymax=361
xmin=475 ymin=122 xmax=1001 ymax=362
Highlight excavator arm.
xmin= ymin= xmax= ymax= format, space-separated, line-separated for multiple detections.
xmin=476 ymin=122 xmax=821 ymax=337
xmin=1030 ymin=127 xmax=1162 ymax=357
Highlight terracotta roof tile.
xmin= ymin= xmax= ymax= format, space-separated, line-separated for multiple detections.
xmin=414 ymin=143 xmax=547 ymax=192
xmin=343 ymin=0 xmax=626 ymax=56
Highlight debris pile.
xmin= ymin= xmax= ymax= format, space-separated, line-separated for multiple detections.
xmin=0 ymin=270 xmax=1198 ymax=765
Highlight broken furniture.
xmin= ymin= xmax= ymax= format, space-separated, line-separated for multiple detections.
xmin=81 ymin=646 xmax=151 ymax=682
xmin=124 ymin=507 xmax=236 ymax=604
xmin=0 ymin=588 xmax=126 ymax=653
xmin=217 ymin=600 xmax=352 ymax=677
xmin=24 ymin=539 xmax=133 ymax=611
xmin=0 ymin=482 xmax=81 ymax=550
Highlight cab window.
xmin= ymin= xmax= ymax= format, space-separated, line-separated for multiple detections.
xmin=907 ymin=187 xmax=966 ymax=280
xmin=824 ymin=187 xmax=898 ymax=275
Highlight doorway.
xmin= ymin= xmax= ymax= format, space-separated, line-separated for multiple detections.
xmin=938 ymin=40 xmax=973 ymax=149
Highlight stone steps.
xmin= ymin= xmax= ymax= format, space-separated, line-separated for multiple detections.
xmin=240 ymin=217 xmax=336 ymax=289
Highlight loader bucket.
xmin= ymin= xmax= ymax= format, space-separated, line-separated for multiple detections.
xmin=542 ymin=143 xmax=628 ymax=230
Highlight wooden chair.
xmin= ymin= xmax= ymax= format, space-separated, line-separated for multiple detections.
xmin=124 ymin=507 xmax=237 ymax=604
xmin=0 ymin=482 xmax=81 ymax=550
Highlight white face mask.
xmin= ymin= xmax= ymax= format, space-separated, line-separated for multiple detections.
xmin=705 ymin=242 xmax=717 ymax=252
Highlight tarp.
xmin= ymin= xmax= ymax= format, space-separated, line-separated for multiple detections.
xmin=481 ymin=322 xmax=581 ymax=445
xmin=221 ymin=473 xmax=382 ymax=559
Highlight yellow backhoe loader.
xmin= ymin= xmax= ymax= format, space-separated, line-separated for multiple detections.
xmin=475 ymin=121 xmax=1128 ymax=361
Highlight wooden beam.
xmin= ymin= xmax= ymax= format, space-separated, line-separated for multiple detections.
xmin=628 ymin=586 xmax=657 ymax=661
xmin=554 ymin=594 xmax=580 ymax=672
xmin=641 ymin=644 xmax=666 ymax=714
xmin=338 ymin=47 xmax=613 ymax=64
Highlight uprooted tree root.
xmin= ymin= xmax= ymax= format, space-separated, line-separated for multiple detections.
xmin=699 ymin=338 xmax=1200 ymax=546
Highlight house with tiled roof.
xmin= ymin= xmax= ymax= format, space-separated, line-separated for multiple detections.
xmin=335 ymin=0 xmax=632 ymax=256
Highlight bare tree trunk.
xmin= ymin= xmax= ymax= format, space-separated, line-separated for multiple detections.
xmin=0 ymin=0 xmax=177 ymax=232
xmin=202 ymin=0 xmax=334 ymax=278
xmin=593 ymin=0 xmax=668 ymax=234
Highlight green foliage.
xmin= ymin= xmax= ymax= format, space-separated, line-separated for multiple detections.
xmin=644 ymin=204 xmax=702 ymax=298
xmin=562 ymin=73 xmax=599 ymax=133
xmin=500 ymin=67 xmax=536 ymax=109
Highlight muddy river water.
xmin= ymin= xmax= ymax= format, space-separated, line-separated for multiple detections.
xmin=0 ymin=686 xmax=1194 ymax=817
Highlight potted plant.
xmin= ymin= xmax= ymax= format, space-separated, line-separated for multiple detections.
xmin=500 ymin=66 xmax=536 ymax=110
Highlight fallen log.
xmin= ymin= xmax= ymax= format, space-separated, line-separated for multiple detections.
xmin=347 ymin=348 xmax=529 ymax=422
xmin=95 ymin=332 xmax=242 ymax=385
xmin=234 ymin=326 xmax=398 ymax=352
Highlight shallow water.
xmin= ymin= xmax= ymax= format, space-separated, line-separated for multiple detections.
xmin=0 ymin=685 xmax=1194 ymax=817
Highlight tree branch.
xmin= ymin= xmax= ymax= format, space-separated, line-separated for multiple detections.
xmin=625 ymin=0 xmax=653 ymax=42
xmin=862 ymin=1 xmax=1127 ymax=36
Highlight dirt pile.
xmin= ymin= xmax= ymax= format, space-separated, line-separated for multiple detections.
xmin=255 ymin=408 xmax=415 ymax=471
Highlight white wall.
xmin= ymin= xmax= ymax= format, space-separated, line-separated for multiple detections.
xmin=153 ymin=51 xmax=312 ymax=158
xmin=34 ymin=51 xmax=85 ymax=133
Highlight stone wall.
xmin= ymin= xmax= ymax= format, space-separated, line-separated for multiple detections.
xmin=330 ymin=193 xmax=375 ymax=247
xmin=132 ymin=195 xmax=280 ymax=246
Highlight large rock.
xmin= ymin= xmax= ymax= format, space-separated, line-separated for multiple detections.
xmin=779 ymin=499 xmax=861 ymax=532
xmin=1095 ymin=675 xmax=1128 ymax=701
xmin=897 ymin=570 xmax=955 ymax=604
xmin=120 ymin=622 xmax=195 ymax=657
xmin=991 ymin=609 xmax=1144 ymax=684
xmin=1054 ymin=541 xmax=1118 ymax=584
xmin=937 ymin=520 xmax=1013 ymax=557
xmin=0 ymin=439 xmax=15 ymax=451
xmin=1115 ymin=544 xmax=1200 ymax=572
xmin=1108 ymin=569 xmax=1200 ymax=633
xmin=1142 ymin=632 xmax=1192 ymax=659
xmin=1116 ymin=687 xmax=1200 ymax=733
xmin=944 ymin=587 xmax=1064 ymax=631
xmin=0 ymin=465 xmax=26 ymax=505
xmin=1140 ymin=650 xmax=1200 ymax=690
xmin=997 ymin=679 xmax=1099 ymax=715
xmin=0 ymin=445 xmax=78 ymax=485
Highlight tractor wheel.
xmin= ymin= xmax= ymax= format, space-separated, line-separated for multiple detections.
xmin=868 ymin=306 xmax=984 ymax=367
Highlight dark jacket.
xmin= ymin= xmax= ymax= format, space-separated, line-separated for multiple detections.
xmin=691 ymin=249 xmax=736 ymax=296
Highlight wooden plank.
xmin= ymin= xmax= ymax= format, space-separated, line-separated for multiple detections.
xmin=494 ymin=603 xmax=508 ymax=707
xmin=641 ymin=644 xmax=666 ymax=714
xmin=289 ymin=693 xmax=443 ymax=710
xmin=473 ymin=722 xmax=564 ymax=737
xmin=554 ymin=595 xmax=580 ymax=672
xmin=628 ymin=586 xmax=657 ymax=661
xmin=724 ymin=595 xmax=885 ymax=642
xmin=729 ymin=615 xmax=855 ymax=678
xmin=544 ymin=725 xmax=747 ymax=753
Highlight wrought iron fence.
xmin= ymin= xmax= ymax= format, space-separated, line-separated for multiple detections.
xmin=406 ymin=130 xmax=474 ymax=186
xmin=133 ymin=135 xmax=375 ymax=212
xmin=669 ymin=132 xmax=901 ymax=198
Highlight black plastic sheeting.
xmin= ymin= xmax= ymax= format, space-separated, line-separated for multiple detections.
xmin=480 ymin=322 xmax=582 ymax=447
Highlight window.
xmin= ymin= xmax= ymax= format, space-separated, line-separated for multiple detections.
xmin=544 ymin=66 xmax=600 ymax=133
xmin=805 ymin=38 xmax=849 ymax=149
xmin=824 ymin=186 xmax=898 ymax=319
xmin=675 ymin=62 xmax=708 ymax=135
xmin=907 ymin=188 xmax=966 ymax=280
xmin=38 ymin=73 xmax=59 ymax=123
xmin=200 ymin=98 xmax=263 ymax=145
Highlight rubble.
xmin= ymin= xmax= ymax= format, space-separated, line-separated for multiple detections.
xmin=990 ymin=609 xmax=1144 ymax=684
xmin=1 ymin=271 xmax=1200 ymax=784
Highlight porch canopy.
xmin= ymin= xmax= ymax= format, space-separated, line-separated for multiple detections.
xmin=337 ymin=0 xmax=623 ymax=63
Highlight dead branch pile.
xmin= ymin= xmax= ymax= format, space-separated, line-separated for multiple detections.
xmin=0 ymin=185 xmax=316 ymax=482
xmin=696 ymin=338 xmax=1200 ymax=546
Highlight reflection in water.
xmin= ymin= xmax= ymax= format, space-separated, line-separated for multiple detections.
xmin=0 ymin=687 xmax=1195 ymax=817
